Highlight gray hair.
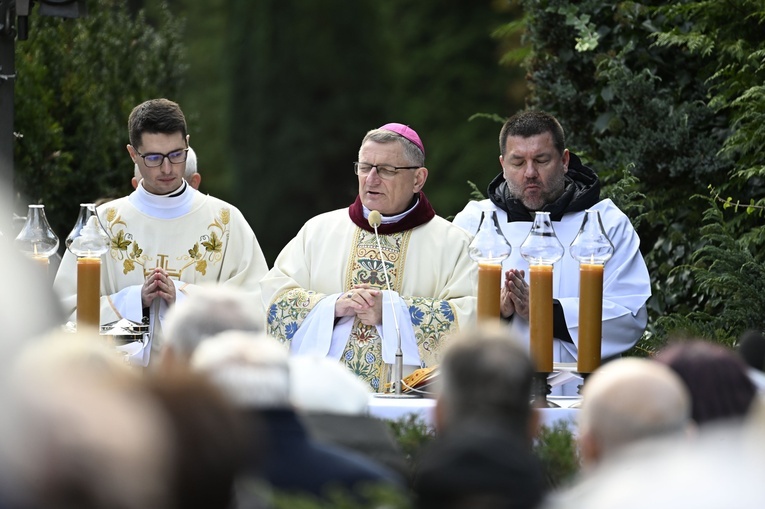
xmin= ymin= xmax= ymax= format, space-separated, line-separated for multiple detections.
xmin=360 ymin=129 xmax=425 ymax=167
xmin=162 ymin=285 xmax=262 ymax=360
xmin=184 ymin=146 xmax=197 ymax=177
xmin=191 ymin=331 xmax=290 ymax=410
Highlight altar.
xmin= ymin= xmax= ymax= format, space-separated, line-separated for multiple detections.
xmin=367 ymin=394 xmax=580 ymax=431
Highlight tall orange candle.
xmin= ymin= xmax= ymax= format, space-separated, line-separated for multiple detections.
xmin=477 ymin=262 xmax=502 ymax=323
xmin=578 ymin=263 xmax=604 ymax=373
xmin=77 ymin=257 xmax=101 ymax=329
xmin=529 ymin=264 xmax=554 ymax=372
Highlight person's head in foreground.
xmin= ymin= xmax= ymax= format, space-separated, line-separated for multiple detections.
xmin=578 ymin=357 xmax=692 ymax=469
xmin=416 ymin=327 xmax=544 ymax=509
xmin=436 ymin=327 xmax=536 ymax=437
xmin=656 ymin=338 xmax=757 ymax=425
xmin=0 ymin=333 xmax=172 ymax=509
xmin=161 ymin=285 xmax=263 ymax=368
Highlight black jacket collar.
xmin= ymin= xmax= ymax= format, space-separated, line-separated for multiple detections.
xmin=487 ymin=152 xmax=600 ymax=222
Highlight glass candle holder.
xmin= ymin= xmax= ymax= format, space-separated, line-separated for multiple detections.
xmin=468 ymin=209 xmax=511 ymax=324
xmin=569 ymin=209 xmax=614 ymax=374
xmin=14 ymin=204 xmax=59 ymax=271
xmin=65 ymin=204 xmax=110 ymax=330
xmin=520 ymin=211 xmax=564 ymax=373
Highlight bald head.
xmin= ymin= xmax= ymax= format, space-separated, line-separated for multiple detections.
xmin=579 ymin=358 xmax=691 ymax=467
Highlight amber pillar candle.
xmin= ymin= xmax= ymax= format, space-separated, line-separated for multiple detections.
xmin=577 ymin=263 xmax=604 ymax=373
xmin=477 ymin=262 xmax=502 ymax=323
xmin=77 ymin=257 xmax=101 ymax=329
xmin=529 ymin=264 xmax=554 ymax=372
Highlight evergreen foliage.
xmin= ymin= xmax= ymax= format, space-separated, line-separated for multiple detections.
xmin=535 ymin=422 xmax=580 ymax=491
xmin=226 ymin=0 xmax=522 ymax=263
xmin=649 ymin=0 xmax=765 ymax=344
xmin=503 ymin=0 xmax=765 ymax=347
xmin=386 ymin=413 xmax=435 ymax=480
xmin=384 ymin=414 xmax=581 ymax=494
xmin=13 ymin=0 xmax=185 ymax=242
xmin=269 ymin=483 xmax=412 ymax=509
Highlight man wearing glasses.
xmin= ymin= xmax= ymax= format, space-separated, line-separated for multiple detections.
xmin=131 ymin=146 xmax=201 ymax=190
xmin=261 ymin=123 xmax=476 ymax=392
xmin=54 ymin=98 xmax=269 ymax=366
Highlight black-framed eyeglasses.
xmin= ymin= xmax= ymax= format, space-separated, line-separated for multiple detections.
xmin=354 ymin=162 xmax=419 ymax=180
xmin=133 ymin=146 xmax=189 ymax=168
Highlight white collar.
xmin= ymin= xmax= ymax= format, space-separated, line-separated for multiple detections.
xmin=128 ymin=180 xmax=196 ymax=219
xmin=362 ymin=197 xmax=419 ymax=225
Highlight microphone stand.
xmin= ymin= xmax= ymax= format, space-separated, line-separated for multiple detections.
xmin=369 ymin=214 xmax=417 ymax=399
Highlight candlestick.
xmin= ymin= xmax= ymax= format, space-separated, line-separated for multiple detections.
xmin=476 ymin=262 xmax=503 ymax=323
xmin=529 ymin=264 xmax=554 ymax=372
xmin=77 ymin=257 xmax=101 ymax=329
xmin=520 ymin=211 xmax=564 ymax=375
xmin=468 ymin=210 xmax=511 ymax=324
xmin=577 ymin=263 xmax=604 ymax=373
xmin=569 ymin=209 xmax=614 ymax=375
xmin=65 ymin=204 xmax=110 ymax=331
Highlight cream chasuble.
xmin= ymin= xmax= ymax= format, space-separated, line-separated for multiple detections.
xmin=262 ymin=208 xmax=477 ymax=392
xmin=54 ymin=183 xmax=269 ymax=363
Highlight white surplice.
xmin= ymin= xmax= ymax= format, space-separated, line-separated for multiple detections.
xmin=453 ymin=198 xmax=650 ymax=365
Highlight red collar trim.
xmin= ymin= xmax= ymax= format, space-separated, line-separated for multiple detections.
xmin=348 ymin=192 xmax=436 ymax=234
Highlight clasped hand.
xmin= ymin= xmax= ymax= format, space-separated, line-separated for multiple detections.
xmin=501 ymin=268 xmax=529 ymax=320
xmin=335 ymin=283 xmax=383 ymax=326
xmin=141 ymin=267 xmax=176 ymax=308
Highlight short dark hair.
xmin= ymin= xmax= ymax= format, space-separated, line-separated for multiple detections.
xmin=499 ymin=110 xmax=565 ymax=156
xmin=656 ymin=339 xmax=757 ymax=425
xmin=128 ymin=98 xmax=188 ymax=149
xmin=439 ymin=328 xmax=534 ymax=435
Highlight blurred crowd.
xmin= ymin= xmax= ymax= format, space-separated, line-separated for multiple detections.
xmin=1 ymin=231 xmax=764 ymax=509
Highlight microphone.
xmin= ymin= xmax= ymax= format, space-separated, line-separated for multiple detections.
xmin=368 ymin=210 xmax=406 ymax=396
xmin=368 ymin=210 xmax=382 ymax=229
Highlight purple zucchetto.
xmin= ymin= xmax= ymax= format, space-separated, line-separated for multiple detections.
xmin=379 ymin=123 xmax=425 ymax=156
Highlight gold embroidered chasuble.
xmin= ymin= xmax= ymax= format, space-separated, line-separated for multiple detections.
xmin=262 ymin=209 xmax=477 ymax=392
xmin=53 ymin=191 xmax=269 ymax=338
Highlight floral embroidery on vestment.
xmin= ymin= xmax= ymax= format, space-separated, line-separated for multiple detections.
xmin=104 ymin=206 xmax=231 ymax=278
xmin=268 ymin=226 xmax=459 ymax=392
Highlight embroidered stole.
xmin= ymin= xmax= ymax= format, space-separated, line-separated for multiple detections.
xmin=341 ymin=228 xmax=411 ymax=392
